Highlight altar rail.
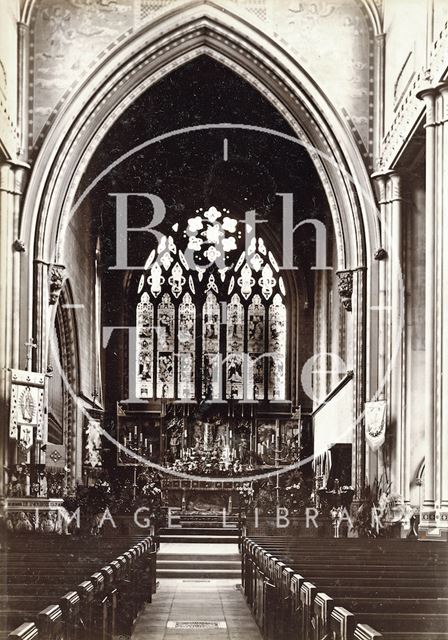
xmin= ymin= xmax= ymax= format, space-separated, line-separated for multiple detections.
xmin=242 ymin=536 xmax=448 ymax=640
xmin=2 ymin=535 xmax=157 ymax=640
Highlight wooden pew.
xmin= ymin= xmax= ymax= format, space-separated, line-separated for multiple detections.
xmin=242 ymin=536 xmax=448 ymax=640
xmin=2 ymin=536 xmax=156 ymax=640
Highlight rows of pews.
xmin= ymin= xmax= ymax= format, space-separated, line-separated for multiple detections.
xmin=242 ymin=536 xmax=448 ymax=640
xmin=1 ymin=533 xmax=157 ymax=639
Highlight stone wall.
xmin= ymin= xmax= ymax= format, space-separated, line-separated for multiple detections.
xmin=28 ymin=0 xmax=372 ymax=158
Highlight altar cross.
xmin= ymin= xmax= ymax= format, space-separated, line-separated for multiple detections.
xmin=25 ymin=337 xmax=37 ymax=372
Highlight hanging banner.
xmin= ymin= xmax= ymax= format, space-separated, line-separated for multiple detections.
xmin=365 ymin=400 xmax=387 ymax=451
xmin=84 ymin=418 xmax=103 ymax=468
xmin=19 ymin=425 xmax=34 ymax=451
xmin=9 ymin=370 xmax=46 ymax=441
xmin=46 ymin=444 xmax=66 ymax=470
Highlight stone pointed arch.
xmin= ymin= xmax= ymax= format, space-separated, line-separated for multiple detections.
xmin=21 ymin=2 xmax=378 ymax=267
xmin=19 ymin=0 xmax=380 ymax=491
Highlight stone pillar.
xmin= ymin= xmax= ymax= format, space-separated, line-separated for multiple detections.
xmin=388 ymin=172 xmax=408 ymax=503
xmin=370 ymin=170 xmax=407 ymax=500
xmin=373 ymin=33 xmax=386 ymax=164
xmin=437 ymin=82 xmax=448 ymax=533
xmin=0 ymin=161 xmax=29 ymax=498
xmin=17 ymin=21 xmax=30 ymax=161
xmin=336 ymin=267 xmax=366 ymax=494
xmin=416 ymin=81 xmax=448 ymax=538
xmin=370 ymin=172 xmax=388 ymax=485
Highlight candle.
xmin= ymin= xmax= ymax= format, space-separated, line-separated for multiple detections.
xmin=123 ymin=436 xmax=127 ymax=447
xmin=144 ymin=438 xmax=148 ymax=448
xmin=184 ymin=429 xmax=187 ymax=438
xmin=150 ymin=444 xmax=153 ymax=455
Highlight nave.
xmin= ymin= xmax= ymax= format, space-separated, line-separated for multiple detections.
xmin=4 ymin=525 xmax=448 ymax=640
xmin=132 ymin=574 xmax=262 ymax=640
xmin=2 ymin=2 xmax=448 ymax=639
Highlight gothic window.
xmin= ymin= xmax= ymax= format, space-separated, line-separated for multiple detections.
xmin=135 ymin=206 xmax=289 ymax=402
xmin=156 ymin=293 xmax=175 ymax=398
xmin=178 ymin=292 xmax=195 ymax=400
xmin=268 ymin=294 xmax=287 ymax=400
xmin=226 ymin=294 xmax=244 ymax=399
xmin=136 ymin=292 xmax=154 ymax=399
xmin=203 ymin=292 xmax=221 ymax=399
xmin=247 ymin=294 xmax=265 ymax=401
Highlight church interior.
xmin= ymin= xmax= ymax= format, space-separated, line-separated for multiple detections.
xmin=1 ymin=0 xmax=448 ymax=638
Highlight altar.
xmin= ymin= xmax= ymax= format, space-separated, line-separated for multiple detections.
xmin=116 ymin=403 xmax=302 ymax=509
xmin=161 ymin=478 xmax=244 ymax=513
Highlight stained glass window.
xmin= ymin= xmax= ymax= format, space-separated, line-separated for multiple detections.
xmin=136 ymin=206 xmax=289 ymax=402
xmin=268 ymin=293 xmax=287 ymax=400
xmin=202 ymin=292 xmax=221 ymax=399
xmin=136 ymin=292 xmax=154 ymax=398
xmin=178 ymin=292 xmax=195 ymax=400
xmin=156 ymin=293 xmax=175 ymax=398
xmin=226 ymin=294 xmax=244 ymax=399
xmin=247 ymin=294 xmax=265 ymax=400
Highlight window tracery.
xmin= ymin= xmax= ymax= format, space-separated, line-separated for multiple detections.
xmin=156 ymin=293 xmax=175 ymax=398
xmin=178 ymin=292 xmax=195 ymax=400
xmin=135 ymin=206 xmax=288 ymax=402
xmin=136 ymin=292 xmax=154 ymax=398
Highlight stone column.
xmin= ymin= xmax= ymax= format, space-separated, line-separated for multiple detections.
xmin=388 ymin=172 xmax=408 ymax=502
xmin=416 ymin=83 xmax=445 ymax=538
xmin=336 ymin=267 xmax=366 ymax=494
xmin=0 ymin=161 xmax=29 ymax=497
xmin=17 ymin=21 xmax=30 ymax=161
xmin=437 ymin=82 xmax=448 ymax=532
xmin=373 ymin=34 xmax=386 ymax=163
xmin=370 ymin=169 xmax=407 ymax=501
xmin=370 ymin=172 xmax=388 ymax=485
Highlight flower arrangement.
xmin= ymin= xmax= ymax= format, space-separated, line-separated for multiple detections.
xmin=167 ymin=447 xmax=251 ymax=476
xmin=350 ymin=479 xmax=415 ymax=537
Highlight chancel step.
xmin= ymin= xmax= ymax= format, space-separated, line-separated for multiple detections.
xmin=159 ymin=534 xmax=239 ymax=543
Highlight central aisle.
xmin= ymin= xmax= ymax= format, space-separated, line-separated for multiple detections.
xmin=132 ymin=543 xmax=262 ymax=640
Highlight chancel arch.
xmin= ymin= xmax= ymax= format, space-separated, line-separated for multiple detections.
xmin=14 ymin=2 xmax=379 ymax=508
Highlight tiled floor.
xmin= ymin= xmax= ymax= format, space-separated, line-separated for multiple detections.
xmin=132 ymin=579 xmax=262 ymax=640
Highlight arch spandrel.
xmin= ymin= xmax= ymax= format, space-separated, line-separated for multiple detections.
xmin=21 ymin=3 xmax=377 ymax=270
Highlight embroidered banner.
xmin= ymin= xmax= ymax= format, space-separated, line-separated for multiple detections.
xmin=9 ymin=370 xmax=46 ymax=442
xmin=365 ymin=400 xmax=387 ymax=451
xmin=46 ymin=443 xmax=66 ymax=470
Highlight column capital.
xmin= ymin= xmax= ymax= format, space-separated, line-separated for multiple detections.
xmin=416 ymin=85 xmax=437 ymax=126
xmin=336 ymin=270 xmax=353 ymax=312
xmin=371 ymin=169 xmax=401 ymax=203
xmin=48 ymin=264 xmax=66 ymax=305
xmin=371 ymin=168 xmax=396 ymax=181
xmin=0 ymin=160 xmax=30 ymax=194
